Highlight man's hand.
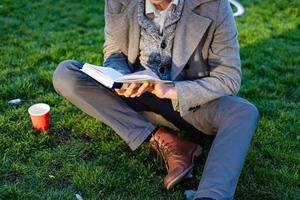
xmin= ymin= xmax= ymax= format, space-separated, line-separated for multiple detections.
xmin=115 ymin=82 xmax=153 ymax=98
xmin=115 ymin=82 xmax=177 ymax=100
xmin=115 ymin=68 xmax=158 ymax=98
xmin=114 ymin=68 xmax=177 ymax=100
xmin=151 ymin=83 xmax=177 ymax=100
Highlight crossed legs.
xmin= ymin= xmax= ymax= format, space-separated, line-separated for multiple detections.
xmin=52 ymin=60 xmax=156 ymax=150
xmin=53 ymin=60 xmax=259 ymax=200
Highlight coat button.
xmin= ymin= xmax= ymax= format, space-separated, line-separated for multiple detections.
xmin=160 ymin=41 xmax=166 ymax=49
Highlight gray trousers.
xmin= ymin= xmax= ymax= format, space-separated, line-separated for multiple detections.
xmin=52 ymin=60 xmax=260 ymax=200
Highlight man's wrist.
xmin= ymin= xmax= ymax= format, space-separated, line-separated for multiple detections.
xmin=166 ymin=83 xmax=178 ymax=100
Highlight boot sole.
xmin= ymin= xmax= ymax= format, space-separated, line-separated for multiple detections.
xmin=165 ymin=144 xmax=203 ymax=190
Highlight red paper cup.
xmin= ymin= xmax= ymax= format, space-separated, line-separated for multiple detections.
xmin=28 ymin=103 xmax=50 ymax=131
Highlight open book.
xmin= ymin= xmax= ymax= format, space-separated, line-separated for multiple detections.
xmin=81 ymin=63 xmax=172 ymax=89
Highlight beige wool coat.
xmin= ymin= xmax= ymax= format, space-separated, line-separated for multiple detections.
xmin=103 ymin=0 xmax=241 ymax=117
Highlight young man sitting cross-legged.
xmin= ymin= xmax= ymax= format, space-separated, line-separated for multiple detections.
xmin=53 ymin=0 xmax=260 ymax=199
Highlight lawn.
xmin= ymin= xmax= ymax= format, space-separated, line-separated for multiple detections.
xmin=0 ymin=0 xmax=299 ymax=199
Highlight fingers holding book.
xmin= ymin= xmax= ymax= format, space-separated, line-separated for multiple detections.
xmin=130 ymin=82 xmax=154 ymax=98
xmin=114 ymin=81 xmax=177 ymax=101
xmin=114 ymin=82 xmax=154 ymax=98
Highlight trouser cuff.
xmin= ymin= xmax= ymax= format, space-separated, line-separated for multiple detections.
xmin=128 ymin=124 xmax=156 ymax=151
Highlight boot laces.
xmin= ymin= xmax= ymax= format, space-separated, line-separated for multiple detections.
xmin=153 ymin=136 xmax=178 ymax=171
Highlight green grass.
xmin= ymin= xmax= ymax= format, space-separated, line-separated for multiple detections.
xmin=0 ymin=0 xmax=299 ymax=199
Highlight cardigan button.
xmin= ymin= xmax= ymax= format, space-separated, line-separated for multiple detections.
xmin=160 ymin=41 xmax=166 ymax=49
xmin=158 ymin=66 xmax=165 ymax=74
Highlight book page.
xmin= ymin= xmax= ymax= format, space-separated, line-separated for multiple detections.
xmin=81 ymin=63 xmax=124 ymax=88
xmin=81 ymin=64 xmax=171 ymax=86
xmin=84 ymin=63 xmax=123 ymax=81
xmin=116 ymin=71 xmax=172 ymax=83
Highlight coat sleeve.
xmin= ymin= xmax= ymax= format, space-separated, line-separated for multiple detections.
xmin=103 ymin=0 xmax=133 ymax=75
xmin=172 ymin=0 xmax=242 ymax=116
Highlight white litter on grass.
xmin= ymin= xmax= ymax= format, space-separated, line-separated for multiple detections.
xmin=75 ymin=194 xmax=84 ymax=200
xmin=8 ymin=98 xmax=25 ymax=106
xmin=49 ymin=175 xmax=55 ymax=179
xmin=229 ymin=0 xmax=245 ymax=17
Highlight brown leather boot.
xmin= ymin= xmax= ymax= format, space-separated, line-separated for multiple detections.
xmin=149 ymin=127 xmax=202 ymax=189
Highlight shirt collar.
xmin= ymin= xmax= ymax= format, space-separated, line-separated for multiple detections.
xmin=145 ymin=0 xmax=179 ymax=17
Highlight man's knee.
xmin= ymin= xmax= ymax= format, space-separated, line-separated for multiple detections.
xmin=221 ymin=96 xmax=260 ymax=123
xmin=215 ymin=96 xmax=260 ymax=139
xmin=52 ymin=60 xmax=83 ymax=95
xmin=242 ymin=101 xmax=260 ymax=122
xmin=238 ymin=99 xmax=259 ymax=123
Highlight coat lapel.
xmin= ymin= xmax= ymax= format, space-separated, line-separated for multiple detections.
xmin=127 ymin=0 xmax=141 ymax=65
xmin=171 ymin=0 xmax=213 ymax=80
